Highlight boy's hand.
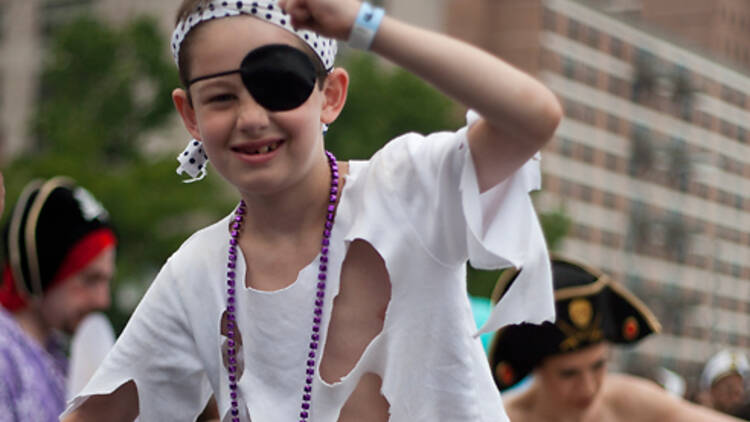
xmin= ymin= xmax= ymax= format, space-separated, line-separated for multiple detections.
xmin=278 ymin=0 xmax=361 ymax=40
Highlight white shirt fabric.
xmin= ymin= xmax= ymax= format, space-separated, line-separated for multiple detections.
xmin=62 ymin=112 xmax=554 ymax=422
xmin=66 ymin=313 xmax=116 ymax=400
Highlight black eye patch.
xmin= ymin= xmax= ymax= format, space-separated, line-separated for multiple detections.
xmin=187 ymin=44 xmax=319 ymax=111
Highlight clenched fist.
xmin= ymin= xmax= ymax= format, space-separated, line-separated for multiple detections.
xmin=278 ymin=0 xmax=362 ymax=40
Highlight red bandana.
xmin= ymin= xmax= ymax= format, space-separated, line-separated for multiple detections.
xmin=0 ymin=228 xmax=116 ymax=312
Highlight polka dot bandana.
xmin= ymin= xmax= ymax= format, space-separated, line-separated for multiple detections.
xmin=176 ymin=139 xmax=209 ymax=183
xmin=170 ymin=0 xmax=338 ymax=71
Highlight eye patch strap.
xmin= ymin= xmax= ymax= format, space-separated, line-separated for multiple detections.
xmin=187 ymin=69 xmax=242 ymax=88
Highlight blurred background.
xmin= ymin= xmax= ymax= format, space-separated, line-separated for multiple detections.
xmin=0 ymin=0 xmax=748 ymax=401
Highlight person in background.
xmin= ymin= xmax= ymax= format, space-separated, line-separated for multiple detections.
xmin=0 ymin=177 xmax=116 ymax=421
xmin=700 ymin=349 xmax=749 ymax=417
xmin=488 ymin=256 xmax=745 ymax=422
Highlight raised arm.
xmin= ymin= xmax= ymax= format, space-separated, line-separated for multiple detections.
xmin=280 ymin=0 xmax=563 ymax=191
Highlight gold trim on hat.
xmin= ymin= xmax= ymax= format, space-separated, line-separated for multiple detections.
xmin=22 ymin=177 xmax=75 ymax=297
xmin=608 ymin=280 xmax=662 ymax=335
xmin=8 ymin=180 xmax=43 ymax=298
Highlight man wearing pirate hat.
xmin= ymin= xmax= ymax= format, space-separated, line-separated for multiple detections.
xmin=0 ymin=177 xmax=116 ymax=422
xmin=488 ymin=256 xmax=743 ymax=422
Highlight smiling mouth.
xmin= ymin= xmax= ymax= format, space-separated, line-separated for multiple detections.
xmin=234 ymin=140 xmax=282 ymax=155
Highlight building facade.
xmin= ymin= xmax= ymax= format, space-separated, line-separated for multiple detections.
xmin=0 ymin=0 xmax=178 ymax=163
xmin=446 ymin=0 xmax=750 ymax=387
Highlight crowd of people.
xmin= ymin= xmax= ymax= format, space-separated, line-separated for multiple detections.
xmin=0 ymin=0 xmax=747 ymax=420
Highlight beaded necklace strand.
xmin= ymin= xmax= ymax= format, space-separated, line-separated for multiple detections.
xmin=225 ymin=150 xmax=340 ymax=422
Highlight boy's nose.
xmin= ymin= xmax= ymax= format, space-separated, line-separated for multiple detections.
xmin=580 ymin=373 xmax=599 ymax=397
xmin=237 ymin=94 xmax=271 ymax=130
xmin=92 ymin=282 xmax=111 ymax=311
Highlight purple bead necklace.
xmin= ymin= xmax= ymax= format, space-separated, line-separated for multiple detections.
xmin=225 ymin=150 xmax=339 ymax=422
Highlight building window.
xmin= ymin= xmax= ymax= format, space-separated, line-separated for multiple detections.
xmin=559 ymin=137 xmax=574 ymax=157
xmin=721 ymin=120 xmax=734 ymax=138
xmin=581 ymin=145 xmax=595 ymax=163
xmin=583 ymin=105 xmax=595 ymax=124
xmin=607 ymin=114 xmax=619 ymax=132
xmin=563 ymin=57 xmax=576 ymax=78
xmin=543 ymin=8 xmax=556 ymax=31
xmin=580 ymin=185 xmax=593 ymax=201
xmin=668 ymin=138 xmax=691 ymax=192
xmin=602 ymin=191 xmax=617 ymax=208
xmin=585 ymin=65 xmax=597 ymax=86
xmin=632 ymin=49 xmax=658 ymax=102
xmin=664 ymin=212 xmax=689 ymax=262
xmin=629 ymin=124 xmax=654 ymax=176
xmin=587 ymin=27 xmax=600 ymax=48
xmin=610 ymin=37 xmax=623 ymax=58
xmin=627 ymin=201 xmax=650 ymax=251
xmin=41 ymin=0 xmax=95 ymax=39
xmin=671 ymin=65 xmax=694 ymax=120
xmin=602 ymin=231 xmax=618 ymax=248
xmin=605 ymin=153 xmax=618 ymax=171
xmin=568 ymin=18 xmax=580 ymax=40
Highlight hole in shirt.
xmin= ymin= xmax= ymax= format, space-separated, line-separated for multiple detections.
xmin=337 ymin=373 xmax=390 ymax=422
xmin=220 ymin=309 xmax=245 ymax=378
xmin=320 ymin=239 xmax=391 ymax=383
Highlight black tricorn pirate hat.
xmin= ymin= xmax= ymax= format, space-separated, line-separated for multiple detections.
xmin=2 ymin=176 xmax=112 ymax=298
xmin=488 ymin=256 xmax=661 ymax=391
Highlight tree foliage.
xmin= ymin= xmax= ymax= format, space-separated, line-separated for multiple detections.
xmin=2 ymin=15 xmax=235 ymax=331
xmin=325 ymin=52 xmax=464 ymax=159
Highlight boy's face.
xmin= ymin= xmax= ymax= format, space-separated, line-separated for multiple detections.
xmin=176 ymin=16 xmax=342 ymax=196
xmin=535 ymin=342 xmax=609 ymax=412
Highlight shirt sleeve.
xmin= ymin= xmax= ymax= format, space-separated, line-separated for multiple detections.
xmin=369 ymin=109 xmax=555 ymax=332
xmin=0 ymin=377 xmax=16 ymax=422
xmin=60 ymin=259 xmax=213 ymax=421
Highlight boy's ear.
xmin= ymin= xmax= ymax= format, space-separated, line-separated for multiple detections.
xmin=320 ymin=68 xmax=349 ymax=125
xmin=172 ymin=88 xmax=202 ymax=140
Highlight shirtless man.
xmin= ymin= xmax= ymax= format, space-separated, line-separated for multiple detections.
xmin=488 ymin=257 xmax=744 ymax=422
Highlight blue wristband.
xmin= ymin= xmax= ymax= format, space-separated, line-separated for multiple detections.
xmin=348 ymin=2 xmax=385 ymax=50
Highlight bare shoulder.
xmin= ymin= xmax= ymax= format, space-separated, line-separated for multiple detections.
xmin=602 ymin=373 xmax=675 ymax=421
xmin=504 ymin=388 xmax=537 ymax=421
xmin=603 ymin=373 xmax=744 ymax=422
xmin=604 ymin=372 xmax=664 ymax=398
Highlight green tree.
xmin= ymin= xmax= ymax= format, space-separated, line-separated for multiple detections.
xmin=2 ymin=15 xmax=234 ymax=332
xmin=325 ymin=52 xmax=463 ymax=159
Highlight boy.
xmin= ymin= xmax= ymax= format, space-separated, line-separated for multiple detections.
xmin=62 ymin=0 xmax=562 ymax=420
